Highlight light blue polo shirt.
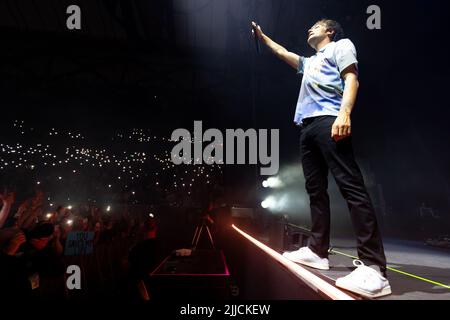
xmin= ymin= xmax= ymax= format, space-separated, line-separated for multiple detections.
xmin=293 ymin=39 xmax=358 ymax=125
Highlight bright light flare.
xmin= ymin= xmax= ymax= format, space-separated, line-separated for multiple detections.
xmin=261 ymin=196 xmax=276 ymax=209
xmin=262 ymin=177 xmax=283 ymax=188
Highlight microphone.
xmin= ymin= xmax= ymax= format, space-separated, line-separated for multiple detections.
xmin=252 ymin=24 xmax=260 ymax=53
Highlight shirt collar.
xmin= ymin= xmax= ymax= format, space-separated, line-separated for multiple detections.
xmin=318 ymin=41 xmax=334 ymax=53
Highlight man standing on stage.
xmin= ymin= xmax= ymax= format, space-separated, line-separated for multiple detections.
xmin=252 ymin=19 xmax=391 ymax=298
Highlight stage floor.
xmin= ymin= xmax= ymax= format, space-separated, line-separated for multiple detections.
xmin=230 ymin=224 xmax=450 ymax=300
xmin=295 ymin=238 xmax=450 ymax=300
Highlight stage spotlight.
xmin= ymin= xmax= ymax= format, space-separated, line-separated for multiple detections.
xmin=261 ymin=196 xmax=276 ymax=209
xmin=262 ymin=177 xmax=283 ymax=188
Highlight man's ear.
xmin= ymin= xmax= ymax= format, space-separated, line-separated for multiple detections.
xmin=326 ymin=29 xmax=335 ymax=40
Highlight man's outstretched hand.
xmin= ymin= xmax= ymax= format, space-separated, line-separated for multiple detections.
xmin=251 ymin=21 xmax=263 ymax=40
xmin=331 ymin=113 xmax=351 ymax=142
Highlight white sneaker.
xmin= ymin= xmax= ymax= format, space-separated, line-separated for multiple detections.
xmin=335 ymin=260 xmax=392 ymax=298
xmin=282 ymin=247 xmax=330 ymax=270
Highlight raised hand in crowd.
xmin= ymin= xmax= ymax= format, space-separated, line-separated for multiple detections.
xmin=0 ymin=189 xmax=15 ymax=229
xmin=16 ymin=191 xmax=45 ymax=231
xmin=1 ymin=229 xmax=26 ymax=256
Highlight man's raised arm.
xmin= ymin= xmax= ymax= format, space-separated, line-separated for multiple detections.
xmin=252 ymin=21 xmax=300 ymax=70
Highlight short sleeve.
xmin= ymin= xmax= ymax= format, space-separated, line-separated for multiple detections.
xmin=334 ymin=39 xmax=358 ymax=74
xmin=297 ymin=56 xmax=309 ymax=74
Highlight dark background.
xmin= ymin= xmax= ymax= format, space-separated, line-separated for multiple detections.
xmin=1 ymin=0 xmax=449 ymax=239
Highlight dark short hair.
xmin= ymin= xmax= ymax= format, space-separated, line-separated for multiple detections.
xmin=316 ymin=19 xmax=344 ymax=41
xmin=27 ymin=223 xmax=55 ymax=239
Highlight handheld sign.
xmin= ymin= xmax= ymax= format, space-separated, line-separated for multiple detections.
xmin=64 ymin=231 xmax=94 ymax=256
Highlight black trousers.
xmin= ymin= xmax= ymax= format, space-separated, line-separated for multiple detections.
xmin=300 ymin=115 xmax=386 ymax=271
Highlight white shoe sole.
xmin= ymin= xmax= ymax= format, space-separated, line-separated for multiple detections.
xmin=283 ymin=253 xmax=330 ymax=270
xmin=335 ymin=280 xmax=392 ymax=298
